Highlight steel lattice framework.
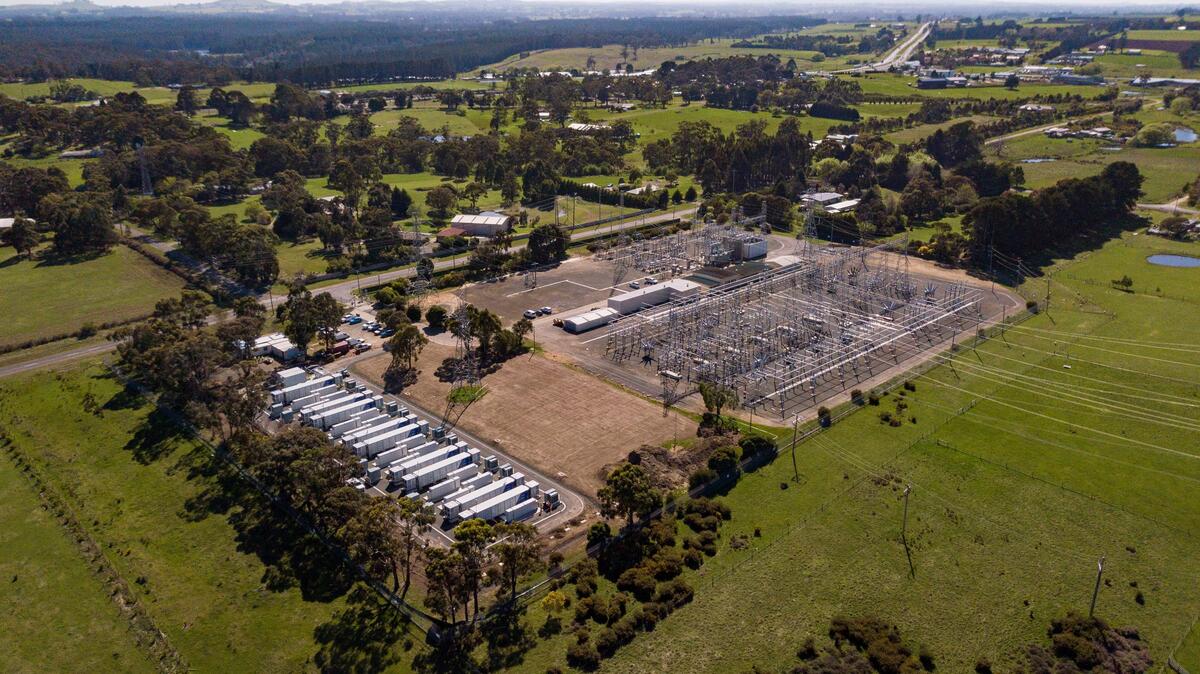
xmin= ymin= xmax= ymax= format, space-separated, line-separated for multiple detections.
xmin=603 ymin=241 xmax=984 ymax=418
xmin=599 ymin=221 xmax=767 ymax=275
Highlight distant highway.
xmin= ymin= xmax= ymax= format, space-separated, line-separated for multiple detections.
xmin=829 ymin=22 xmax=932 ymax=75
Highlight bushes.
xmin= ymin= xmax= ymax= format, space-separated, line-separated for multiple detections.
xmin=682 ymin=548 xmax=703 ymax=569
xmin=738 ymin=434 xmax=776 ymax=458
xmin=650 ymin=547 xmax=684 ymax=581
xmin=654 ymin=578 xmax=694 ymax=609
xmin=616 ymin=566 xmax=657 ymax=602
xmin=425 ymin=304 xmax=448 ymax=330
xmin=850 ymin=389 xmax=864 ymax=404
xmin=707 ymin=445 xmax=742 ymax=475
xmin=688 ymin=467 xmax=716 ymax=489
xmin=566 ymin=641 xmax=600 ymax=671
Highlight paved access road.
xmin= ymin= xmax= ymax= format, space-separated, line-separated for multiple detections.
xmin=0 ymin=207 xmax=697 ymax=379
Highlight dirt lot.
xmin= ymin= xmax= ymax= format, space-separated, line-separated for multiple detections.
xmin=353 ymin=341 xmax=697 ymax=497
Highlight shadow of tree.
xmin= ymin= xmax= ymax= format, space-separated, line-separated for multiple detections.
xmin=479 ymin=604 xmax=536 ymax=672
xmin=123 ymin=406 xmax=191 ymax=465
xmin=313 ymin=584 xmax=412 ymax=673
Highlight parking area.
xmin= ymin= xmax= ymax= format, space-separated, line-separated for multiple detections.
xmin=437 ymin=257 xmax=637 ymax=324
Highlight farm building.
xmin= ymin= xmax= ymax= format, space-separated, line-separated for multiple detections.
xmin=448 ymin=212 xmax=514 ymax=237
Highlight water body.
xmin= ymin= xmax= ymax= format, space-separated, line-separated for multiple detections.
xmin=1147 ymin=254 xmax=1200 ymax=268
xmin=1175 ymin=127 xmax=1198 ymax=143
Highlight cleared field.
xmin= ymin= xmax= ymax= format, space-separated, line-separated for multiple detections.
xmin=887 ymin=114 xmax=1000 ymax=144
xmin=0 ymin=455 xmax=153 ymax=674
xmin=1126 ymin=29 xmax=1200 ymax=42
xmin=0 ymin=364 xmax=411 ymax=672
xmin=474 ymin=39 xmax=831 ymax=75
xmin=0 ymin=245 xmax=185 ymax=348
xmin=1093 ymin=50 xmax=1188 ymax=78
xmin=354 ymin=340 xmax=697 ymax=496
xmin=989 ymin=130 xmax=1200 ymax=203
xmin=586 ymin=229 xmax=1200 ymax=673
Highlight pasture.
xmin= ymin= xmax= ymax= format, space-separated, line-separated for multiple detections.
xmin=0 ymin=244 xmax=184 ymax=349
xmin=0 ymin=452 xmax=153 ymax=673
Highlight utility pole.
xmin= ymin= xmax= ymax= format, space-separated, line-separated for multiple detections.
xmin=901 ymin=484 xmax=912 ymax=539
xmin=789 ymin=415 xmax=800 ymax=482
xmin=1089 ymin=556 xmax=1105 ymax=617
xmin=1045 ymin=277 xmax=1052 ymax=314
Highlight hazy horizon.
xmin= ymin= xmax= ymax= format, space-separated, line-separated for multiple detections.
xmin=0 ymin=0 xmax=1190 ymax=9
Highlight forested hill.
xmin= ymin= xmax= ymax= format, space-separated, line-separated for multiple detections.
xmin=0 ymin=14 xmax=826 ymax=86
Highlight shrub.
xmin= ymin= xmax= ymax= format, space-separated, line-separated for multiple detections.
xmin=594 ymin=628 xmax=619 ymax=658
xmin=574 ymin=597 xmax=595 ymax=624
xmin=682 ymin=548 xmax=703 ymax=570
xmin=850 ymin=389 xmax=865 ymax=405
xmin=78 ymin=322 xmax=98 ymax=338
xmin=738 ymin=434 xmax=777 ymax=458
xmin=868 ymin=393 xmax=881 ymax=406
xmin=616 ymin=566 xmax=657 ymax=602
xmin=651 ymin=548 xmax=684 ymax=580
xmin=566 ymin=641 xmax=601 ymax=671
xmin=707 ymin=445 xmax=742 ymax=474
xmin=974 ymin=657 xmax=993 ymax=673
xmin=903 ymin=381 xmax=916 ymax=392
xmin=374 ymin=286 xmax=400 ymax=305
xmin=688 ymin=467 xmax=716 ymax=489
xmin=425 ymin=304 xmax=448 ymax=330
xmin=655 ymin=578 xmax=695 ymax=609
xmin=405 ymin=304 xmax=422 ymax=323
xmin=647 ymin=516 xmax=676 ymax=547
xmin=637 ymin=603 xmax=663 ymax=631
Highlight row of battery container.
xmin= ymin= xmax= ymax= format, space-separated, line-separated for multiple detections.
xmin=266 ymin=369 xmax=559 ymax=524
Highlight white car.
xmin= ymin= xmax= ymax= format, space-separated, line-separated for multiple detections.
xmin=629 ymin=281 xmax=640 ymax=289
xmin=523 ymin=309 xmax=538 ymax=319
xmin=644 ymin=277 xmax=658 ymax=285
xmin=540 ymin=306 xmax=552 ymax=315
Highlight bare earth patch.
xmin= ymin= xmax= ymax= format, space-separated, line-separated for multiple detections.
xmin=354 ymin=342 xmax=697 ymax=497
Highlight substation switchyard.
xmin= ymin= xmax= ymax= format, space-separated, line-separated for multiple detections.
xmin=602 ymin=239 xmax=986 ymax=419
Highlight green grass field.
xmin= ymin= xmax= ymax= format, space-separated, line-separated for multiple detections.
xmin=577 ymin=229 xmax=1200 ymax=673
xmin=0 ymin=245 xmax=184 ymax=348
xmin=0 ymin=454 xmax=154 ymax=673
xmin=887 ymin=115 xmax=1000 ymax=144
xmin=990 ymin=126 xmax=1200 ymax=203
xmin=1126 ymin=29 xmax=1200 ymax=42
xmin=0 ymin=364 xmax=418 ymax=672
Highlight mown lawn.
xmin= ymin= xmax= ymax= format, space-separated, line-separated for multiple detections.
xmin=0 ymin=364 xmax=419 ymax=673
xmin=0 ymin=453 xmax=154 ymax=673
xmin=0 ymin=244 xmax=184 ymax=348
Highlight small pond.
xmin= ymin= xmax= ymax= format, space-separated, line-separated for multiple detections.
xmin=1147 ymin=254 xmax=1200 ymax=268
xmin=1175 ymin=127 xmax=1198 ymax=143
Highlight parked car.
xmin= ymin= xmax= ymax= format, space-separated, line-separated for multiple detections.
xmin=523 ymin=309 xmax=538 ymax=319
xmin=540 ymin=306 xmax=552 ymax=315
xmin=644 ymin=277 xmax=657 ymax=285
xmin=354 ymin=343 xmax=373 ymax=353
xmin=347 ymin=316 xmax=363 ymax=325
xmin=379 ymin=327 xmax=396 ymax=338
xmin=629 ymin=281 xmax=640 ymax=289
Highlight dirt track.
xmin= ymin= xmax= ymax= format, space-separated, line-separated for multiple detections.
xmin=354 ymin=342 xmax=697 ymax=497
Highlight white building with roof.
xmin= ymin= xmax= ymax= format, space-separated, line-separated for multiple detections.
xmin=448 ymin=212 xmax=515 ymax=237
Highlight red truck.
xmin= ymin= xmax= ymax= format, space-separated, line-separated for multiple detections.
xmin=328 ymin=340 xmax=351 ymax=357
